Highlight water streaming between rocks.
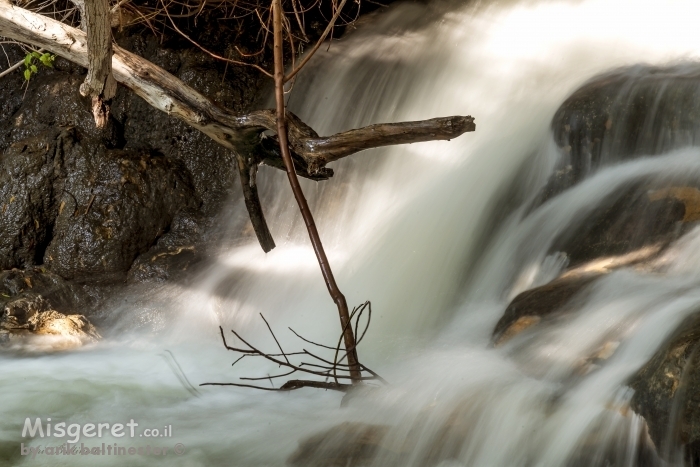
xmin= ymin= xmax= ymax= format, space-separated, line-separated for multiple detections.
xmin=5 ymin=0 xmax=700 ymax=465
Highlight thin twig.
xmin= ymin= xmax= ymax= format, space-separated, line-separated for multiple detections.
xmin=259 ymin=313 xmax=290 ymax=365
xmin=0 ymin=47 xmax=44 ymax=80
xmin=284 ymin=0 xmax=348 ymax=83
xmin=289 ymin=326 xmax=337 ymax=350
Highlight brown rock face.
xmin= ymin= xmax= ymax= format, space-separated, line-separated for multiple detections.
xmin=493 ymin=273 xmax=602 ymax=345
xmin=629 ymin=312 xmax=700 ymax=464
xmin=1 ymin=292 xmax=99 ymax=351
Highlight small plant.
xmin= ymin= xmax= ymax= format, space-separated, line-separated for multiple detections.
xmin=23 ymin=51 xmax=55 ymax=81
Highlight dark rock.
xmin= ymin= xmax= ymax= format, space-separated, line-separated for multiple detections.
xmin=0 ymin=127 xmax=198 ymax=283
xmin=126 ymin=209 xmax=205 ymax=283
xmin=0 ymin=73 xmax=121 ymax=152
xmin=44 ymin=132 xmax=198 ymax=283
xmin=0 ymin=268 xmax=89 ymax=315
xmin=0 ymin=24 xmax=266 ymax=286
xmin=493 ymin=273 xmax=602 ymax=345
xmin=549 ymin=181 xmax=687 ymax=268
xmin=0 ymin=129 xmax=63 ymax=269
xmin=288 ymin=422 xmax=391 ymax=467
xmin=540 ymin=63 xmax=700 ymax=205
xmin=629 ymin=312 xmax=700 ymax=464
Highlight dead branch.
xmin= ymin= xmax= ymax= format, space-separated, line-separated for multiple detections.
xmin=236 ymin=152 xmax=275 ymax=252
xmin=272 ymin=0 xmax=361 ymax=383
xmin=0 ymin=0 xmax=474 ymax=252
xmin=201 ymin=302 xmax=382 ymax=392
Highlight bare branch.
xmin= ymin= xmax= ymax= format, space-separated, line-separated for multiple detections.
xmin=273 ymin=0 xmax=362 ymax=383
xmin=279 ymin=380 xmax=352 ymax=391
xmin=284 ymin=0 xmax=348 ymax=83
xmin=236 ymin=154 xmax=275 ymax=252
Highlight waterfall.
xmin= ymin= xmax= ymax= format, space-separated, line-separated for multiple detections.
xmin=6 ymin=0 xmax=700 ymax=465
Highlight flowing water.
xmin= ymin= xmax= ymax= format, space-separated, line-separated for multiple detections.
xmin=6 ymin=0 xmax=700 ymax=465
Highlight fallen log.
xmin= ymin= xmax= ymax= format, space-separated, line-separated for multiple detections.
xmin=0 ymin=0 xmax=475 ymax=251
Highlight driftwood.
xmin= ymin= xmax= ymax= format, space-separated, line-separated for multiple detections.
xmin=0 ymin=0 xmax=474 ymax=252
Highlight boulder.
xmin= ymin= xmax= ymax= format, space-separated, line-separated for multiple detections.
xmin=43 ymin=130 xmax=198 ymax=283
xmin=0 ymin=27 xmax=267 ymax=286
xmin=538 ymin=63 xmax=700 ymax=206
xmin=629 ymin=312 xmax=700 ymax=464
xmin=493 ymin=273 xmax=602 ymax=345
xmin=0 ymin=128 xmax=198 ymax=283
xmin=548 ymin=181 xmax=687 ymax=268
xmin=0 ymin=293 xmax=99 ymax=351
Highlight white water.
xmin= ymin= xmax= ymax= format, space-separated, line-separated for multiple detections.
xmin=7 ymin=0 xmax=700 ymax=465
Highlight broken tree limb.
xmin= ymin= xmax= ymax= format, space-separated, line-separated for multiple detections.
xmin=0 ymin=0 xmax=474 ymax=174
xmin=236 ymin=153 xmax=275 ymax=252
xmin=80 ymin=0 xmax=118 ymax=128
xmin=0 ymin=0 xmax=475 ymax=251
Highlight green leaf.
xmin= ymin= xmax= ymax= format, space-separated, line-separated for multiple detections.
xmin=23 ymin=69 xmax=31 ymax=81
xmin=23 ymin=54 xmax=31 ymax=66
xmin=30 ymin=65 xmax=38 ymax=73
xmin=31 ymin=51 xmax=41 ymax=59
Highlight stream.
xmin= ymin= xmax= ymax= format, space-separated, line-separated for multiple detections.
xmin=5 ymin=0 xmax=700 ymax=465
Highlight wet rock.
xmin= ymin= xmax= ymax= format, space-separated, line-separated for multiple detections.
xmin=0 ymin=72 xmax=121 ymax=152
xmin=126 ymin=208 xmax=205 ymax=283
xmin=493 ymin=273 xmax=602 ymax=345
xmin=44 ymin=132 xmax=198 ymax=283
xmin=549 ymin=181 xmax=687 ymax=268
xmin=540 ymin=63 xmax=700 ymax=205
xmin=288 ymin=422 xmax=391 ymax=467
xmin=628 ymin=312 xmax=700 ymax=463
xmin=0 ymin=292 xmax=100 ymax=351
xmin=0 ymin=267 xmax=94 ymax=315
xmin=0 ymin=26 xmax=266 ymax=286
xmin=0 ymin=130 xmax=64 ymax=270
xmin=0 ymin=128 xmax=198 ymax=283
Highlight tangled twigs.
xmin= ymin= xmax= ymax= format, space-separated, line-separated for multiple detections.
xmin=201 ymin=301 xmax=384 ymax=392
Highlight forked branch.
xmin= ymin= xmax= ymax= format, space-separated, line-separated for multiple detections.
xmin=0 ymin=0 xmax=474 ymax=251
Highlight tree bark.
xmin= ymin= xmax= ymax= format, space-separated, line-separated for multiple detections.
xmin=0 ymin=0 xmax=475 ymax=252
xmin=80 ymin=0 xmax=117 ymax=128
